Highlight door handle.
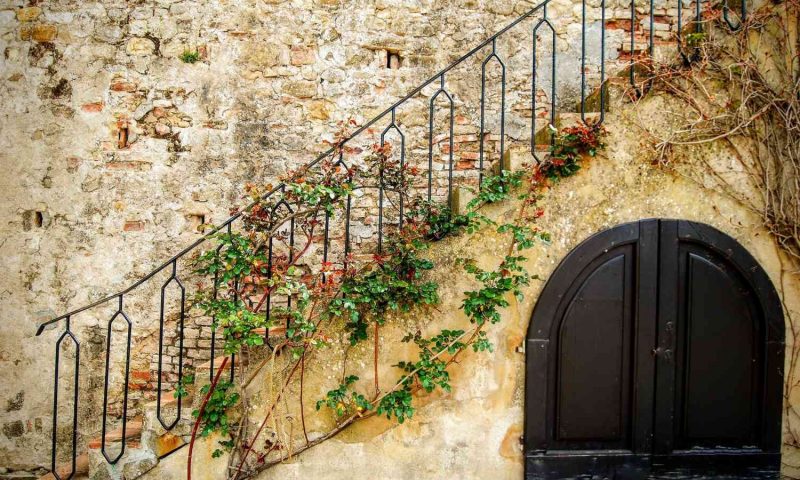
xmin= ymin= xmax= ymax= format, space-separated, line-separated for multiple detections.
xmin=652 ymin=347 xmax=673 ymax=361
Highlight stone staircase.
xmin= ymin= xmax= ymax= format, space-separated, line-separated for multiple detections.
xmin=43 ymin=356 xmax=216 ymax=480
xmin=40 ymin=317 xmax=290 ymax=478
xmin=30 ymin=0 xmax=729 ymax=474
xmin=40 ymin=49 xmax=645 ymax=478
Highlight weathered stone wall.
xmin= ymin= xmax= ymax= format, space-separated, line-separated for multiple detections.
xmin=139 ymin=87 xmax=800 ymax=480
xmin=0 ymin=0 xmax=723 ymax=475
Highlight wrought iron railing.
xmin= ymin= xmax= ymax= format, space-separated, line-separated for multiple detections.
xmin=34 ymin=0 xmax=746 ymax=477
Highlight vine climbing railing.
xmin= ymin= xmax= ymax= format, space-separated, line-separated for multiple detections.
xmin=34 ymin=0 xmax=748 ymax=477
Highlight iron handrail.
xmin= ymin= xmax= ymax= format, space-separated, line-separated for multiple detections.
xmin=36 ymin=0 xmax=748 ymax=476
xmin=35 ymin=0 xmax=551 ymax=335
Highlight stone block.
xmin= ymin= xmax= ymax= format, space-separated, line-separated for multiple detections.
xmin=290 ymin=45 xmax=315 ymax=65
xmin=126 ymin=37 xmax=156 ymax=56
xmin=16 ymin=7 xmax=42 ymax=22
xmin=154 ymin=432 xmax=185 ymax=457
xmin=282 ymin=80 xmax=317 ymax=98
xmin=450 ymin=185 xmax=475 ymax=216
xmin=21 ymin=24 xmax=57 ymax=42
xmin=574 ymin=81 xmax=610 ymax=113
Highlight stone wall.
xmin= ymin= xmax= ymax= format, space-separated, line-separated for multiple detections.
xmin=0 ymin=0 xmax=713 ymax=475
xmin=140 ymin=86 xmax=800 ymax=480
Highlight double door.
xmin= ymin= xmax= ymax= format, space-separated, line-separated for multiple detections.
xmin=525 ymin=219 xmax=783 ymax=479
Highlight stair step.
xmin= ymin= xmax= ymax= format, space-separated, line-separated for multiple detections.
xmin=159 ymin=389 xmax=194 ymax=408
xmin=87 ymin=418 xmax=143 ymax=449
xmin=37 ymin=453 xmax=89 ymax=480
xmin=575 ymin=81 xmax=610 ymax=114
xmin=251 ymin=325 xmax=286 ymax=337
xmin=196 ymin=354 xmax=249 ymax=372
xmin=154 ymin=432 xmax=186 ymax=458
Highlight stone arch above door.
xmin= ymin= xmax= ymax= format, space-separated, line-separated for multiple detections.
xmin=524 ymin=219 xmax=784 ymax=479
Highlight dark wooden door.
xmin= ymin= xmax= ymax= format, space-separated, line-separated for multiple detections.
xmin=525 ymin=219 xmax=784 ymax=479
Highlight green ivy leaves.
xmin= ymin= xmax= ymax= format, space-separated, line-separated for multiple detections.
xmin=468 ymin=170 xmax=525 ymax=209
xmin=329 ymin=237 xmax=439 ymax=346
xmin=192 ymin=380 xmax=239 ymax=438
xmin=376 ymin=389 xmax=414 ymax=424
xmin=316 ymin=375 xmax=372 ymax=417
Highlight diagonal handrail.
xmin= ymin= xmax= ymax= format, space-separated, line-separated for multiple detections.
xmin=36 ymin=0 xmax=750 ymax=475
xmin=35 ymin=0 xmax=552 ymax=335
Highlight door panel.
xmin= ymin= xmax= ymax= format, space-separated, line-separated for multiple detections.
xmin=526 ymin=219 xmax=784 ymax=479
xmin=677 ymin=250 xmax=760 ymax=447
xmin=556 ymin=253 xmax=632 ymax=445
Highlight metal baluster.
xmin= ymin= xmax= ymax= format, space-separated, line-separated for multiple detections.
xmin=209 ymin=230 xmax=226 ymax=383
xmin=265 ymin=219 xmax=274 ymax=346
xmin=230 ymin=266 xmax=238 ymax=382
xmin=599 ymin=0 xmax=607 ymax=124
xmin=157 ymin=260 xmax=185 ymax=430
xmin=51 ymin=316 xmax=80 ymax=480
xmin=428 ymin=74 xmax=455 ymax=207
xmin=322 ymin=209 xmax=330 ymax=283
xmin=581 ymin=0 xmax=607 ymax=125
xmin=479 ymin=38 xmax=507 ymax=185
xmin=284 ymin=214 xmax=296 ymax=339
xmin=223 ymin=223 xmax=237 ymax=381
xmin=723 ymin=0 xmax=746 ymax=30
xmin=344 ymin=191 xmax=352 ymax=266
xmin=629 ymin=0 xmax=638 ymax=91
xmin=335 ymin=151 xmax=352 ymax=268
xmin=532 ymin=5 xmax=557 ymax=164
xmin=379 ymin=108 xmax=405 ymax=251
xmin=679 ymin=0 xmax=704 ymax=63
xmin=648 ymin=0 xmax=654 ymax=58
xmin=100 ymin=295 xmax=132 ymax=464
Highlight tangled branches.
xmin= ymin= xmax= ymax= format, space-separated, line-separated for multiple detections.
xmin=630 ymin=1 xmax=800 ymax=262
xmin=627 ymin=1 xmax=800 ymax=470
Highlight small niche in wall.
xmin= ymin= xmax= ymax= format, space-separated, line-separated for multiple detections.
xmin=386 ymin=50 xmax=402 ymax=69
xmin=22 ymin=210 xmax=49 ymax=231
xmin=117 ymin=122 xmax=129 ymax=149
xmin=186 ymin=213 xmax=206 ymax=233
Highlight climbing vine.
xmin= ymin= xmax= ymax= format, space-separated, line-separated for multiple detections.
xmin=182 ymin=115 xmax=605 ymax=479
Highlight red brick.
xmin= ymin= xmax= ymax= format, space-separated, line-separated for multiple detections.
xmin=123 ymin=220 xmax=145 ymax=232
xmin=131 ymin=370 xmax=150 ymax=381
xmin=110 ymin=81 xmax=137 ymax=93
xmin=455 ymin=160 xmax=474 ymax=170
xmin=105 ymin=161 xmax=152 ymax=171
xmin=81 ymin=102 xmax=104 ymax=113
xmin=606 ymin=19 xmax=635 ymax=32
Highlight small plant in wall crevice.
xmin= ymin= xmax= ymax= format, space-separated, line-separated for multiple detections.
xmin=180 ymin=49 xmax=201 ymax=64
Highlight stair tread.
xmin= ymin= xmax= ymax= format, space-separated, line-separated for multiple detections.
xmin=196 ymin=354 xmax=246 ymax=371
xmin=250 ymin=325 xmax=286 ymax=336
xmin=87 ymin=418 xmax=143 ymax=449
xmin=38 ymin=453 xmax=89 ymax=480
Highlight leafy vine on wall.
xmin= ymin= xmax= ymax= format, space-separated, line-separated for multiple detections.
xmin=180 ymin=121 xmax=605 ymax=479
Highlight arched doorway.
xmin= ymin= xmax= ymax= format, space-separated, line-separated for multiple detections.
xmin=524 ymin=219 xmax=784 ymax=479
